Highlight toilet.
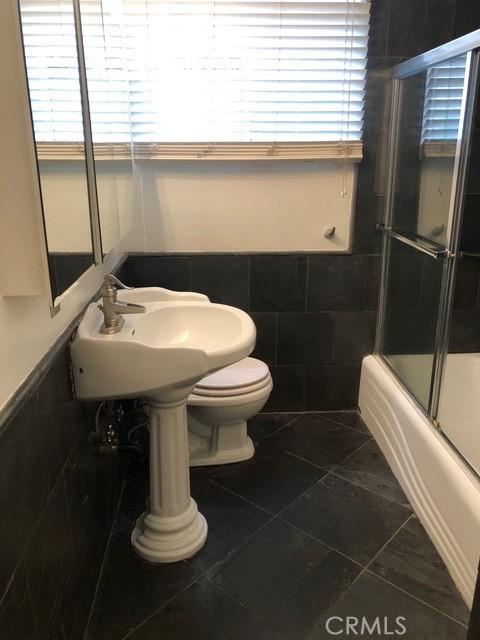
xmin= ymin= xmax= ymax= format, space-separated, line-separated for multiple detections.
xmin=187 ymin=357 xmax=273 ymax=466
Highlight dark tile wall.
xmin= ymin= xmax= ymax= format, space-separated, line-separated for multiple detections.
xmin=48 ymin=253 xmax=94 ymax=300
xmin=122 ymin=254 xmax=378 ymax=411
xmin=0 ymin=344 xmax=125 ymax=639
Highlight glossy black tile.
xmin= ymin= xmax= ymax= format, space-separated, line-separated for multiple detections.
xmin=195 ymin=441 xmax=325 ymax=514
xmin=449 ymin=309 xmax=480 ymax=353
xmin=356 ymin=126 xmax=391 ymax=197
xmin=277 ymin=312 xmax=333 ymax=365
xmin=249 ymin=312 xmax=277 ymax=366
xmin=367 ymin=0 xmax=389 ymax=58
xmin=305 ymin=364 xmax=362 ymax=411
xmin=213 ymin=518 xmax=362 ymax=640
xmin=264 ymin=365 xmax=306 ymax=412
xmin=26 ymin=477 xmax=76 ymax=638
xmin=333 ymin=311 xmax=376 ymax=365
xmin=250 ymin=255 xmax=307 ymax=312
xmin=127 ymin=577 xmax=282 ymax=640
xmin=387 ymin=0 xmax=428 ymax=58
xmin=454 ymin=0 xmax=480 ymax=38
xmin=307 ymin=255 xmax=370 ymax=311
xmin=87 ymin=529 xmax=199 ymax=640
xmin=370 ymin=515 xmax=470 ymax=624
xmin=191 ymin=255 xmax=249 ymax=309
xmin=247 ymin=412 xmax=300 ymax=443
xmin=324 ymin=410 xmax=370 ymax=433
xmin=0 ymin=392 xmax=51 ymax=600
xmin=0 ymin=562 xmax=37 ymax=640
xmin=282 ymin=474 xmax=411 ymax=565
xmin=453 ymin=259 xmax=480 ymax=310
xmin=128 ymin=255 xmax=191 ymax=290
xmin=460 ymin=194 xmax=480 ymax=253
xmin=334 ymin=439 xmax=410 ymax=507
xmin=352 ymin=194 xmax=384 ymax=254
xmin=266 ymin=412 xmax=369 ymax=470
xmin=424 ymin=0 xmax=456 ymax=51
xmin=313 ymin=571 xmax=467 ymax=640
xmin=366 ymin=254 xmax=382 ymax=310
xmin=36 ymin=350 xmax=78 ymax=485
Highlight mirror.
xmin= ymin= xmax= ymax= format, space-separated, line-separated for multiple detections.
xmin=391 ymin=54 xmax=468 ymax=247
xmin=19 ymin=0 xmax=96 ymax=301
xmin=80 ymin=0 xmax=134 ymax=256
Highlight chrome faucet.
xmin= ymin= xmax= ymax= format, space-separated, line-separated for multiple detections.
xmin=98 ymin=274 xmax=146 ymax=334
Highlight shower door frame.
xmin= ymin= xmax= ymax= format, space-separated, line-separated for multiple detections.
xmin=375 ymin=30 xmax=480 ymax=436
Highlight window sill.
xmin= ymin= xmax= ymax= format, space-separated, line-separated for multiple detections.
xmin=36 ymin=141 xmax=363 ymax=162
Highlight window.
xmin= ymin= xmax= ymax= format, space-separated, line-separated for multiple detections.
xmin=21 ymin=0 xmax=370 ymax=160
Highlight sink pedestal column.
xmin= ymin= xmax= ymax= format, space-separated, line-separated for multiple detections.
xmin=131 ymin=396 xmax=207 ymax=563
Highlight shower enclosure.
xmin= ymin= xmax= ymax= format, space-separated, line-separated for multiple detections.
xmin=359 ymin=29 xmax=480 ymax=606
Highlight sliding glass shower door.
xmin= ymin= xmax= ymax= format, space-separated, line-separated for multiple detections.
xmin=377 ymin=37 xmax=479 ymax=447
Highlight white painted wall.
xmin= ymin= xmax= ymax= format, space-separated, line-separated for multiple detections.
xmin=39 ymin=160 xmax=134 ymax=254
xmin=129 ymin=160 xmax=357 ymax=253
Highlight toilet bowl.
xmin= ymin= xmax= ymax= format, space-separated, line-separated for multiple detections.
xmin=187 ymin=357 xmax=273 ymax=466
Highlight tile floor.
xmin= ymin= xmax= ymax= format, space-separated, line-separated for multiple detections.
xmin=86 ymin=412 xmax=470 ymax=640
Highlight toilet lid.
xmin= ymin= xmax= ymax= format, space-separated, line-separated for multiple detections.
xmin=194 ymin=357 xmax=270 ymax=395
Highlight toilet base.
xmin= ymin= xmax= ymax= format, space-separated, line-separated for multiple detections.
xmin=188 ymin=416 xmax=255 ymax=467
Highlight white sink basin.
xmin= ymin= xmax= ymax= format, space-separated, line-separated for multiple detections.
xmin=71 ymin=296 xmax=255 ymax=401
xmin=70 ymin=285 xmax=256 ymax=564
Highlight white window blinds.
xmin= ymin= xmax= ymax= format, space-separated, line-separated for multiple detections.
xmin=422 ymin=54 xmax=467 ymax=149
xmin=20 ymin=1 xmax=85 ymax=142
xmin=21 ymin=0 xmax=370 ymax=159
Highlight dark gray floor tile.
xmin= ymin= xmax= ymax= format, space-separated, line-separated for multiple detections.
xmin=323 ymin=410 xmax=370 ymax=433
xmin=282 ymin=475 xmax=411 ymax=565
xmin=213 ymin=518 xmax=361 ymax=640
xmin=309 ymin=571 xmax=467 ymax=640
xmin=87 ymin=529 xmax=199 ymax=640
xmin=247 ymin=412 xmax=300 ymax=443
xmin=195 ymin=442 xmax=325 ymax=514
xmin=127 ymin=577 xmax=282 ymax=640
xmin=0 ymin=562 xmax=37 ymax=640
xmin=334 ymin=439 xmax=411 ymax=508
xmin=266 ymin=413 xmax=370 ymax=470
xmin=370 ymin=515 xmax=470 ymax=624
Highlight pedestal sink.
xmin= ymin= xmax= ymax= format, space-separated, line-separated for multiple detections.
xmin=71 ymin=288 xmax=255 ymax=562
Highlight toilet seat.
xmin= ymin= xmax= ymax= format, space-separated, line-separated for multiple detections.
xmin=192 ymin=358 xmax=270 ymax=398
xmin=187 ymin=356 xmax=273 ymax=466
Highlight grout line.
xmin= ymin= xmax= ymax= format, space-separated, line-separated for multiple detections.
xmin=363 ymin=569 xmax=469 ymax=628
xmin=275 ymin=514 xmax=365 ymax=571
xmin=197 ymin=474 xmax=278 ymax=518
xmin=328 ymin=468 xmax=413 ymax=510
xmin=262 ymin=410 xmax=373 ymax=437
xmin=304 ymin=512 xmax=417 ymax=609
xmin=120 ymin=576 xmax=201 ymax=640
xmin=0 ymin=433 xmax=79 ymax=609
xmin=83 ymin=477 xmax=129 ymax=640
xmin=207 ymin=576 xmax=290 ymax=640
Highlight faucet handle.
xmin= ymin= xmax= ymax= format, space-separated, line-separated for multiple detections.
xmin=104 ymin=274 xmax=133 ymax=290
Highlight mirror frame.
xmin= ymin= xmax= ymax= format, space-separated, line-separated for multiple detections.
xmin=17 ymin=0 xmax=104 ymax=315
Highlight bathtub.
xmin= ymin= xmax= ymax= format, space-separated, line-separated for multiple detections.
xmin=359 ymin=354 xmax=480 ymax=606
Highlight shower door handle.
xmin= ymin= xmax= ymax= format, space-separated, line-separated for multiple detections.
xmin=376 ymin=224 xmax=450 ymax=259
